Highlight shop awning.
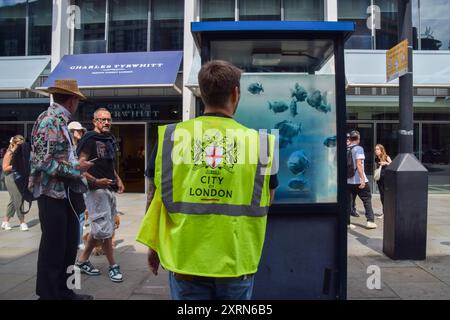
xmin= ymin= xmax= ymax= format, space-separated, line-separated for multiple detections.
xmin=0 ymin=56 xmax=50 ymax=91
xmin=42 ymin=51 xmax=183 ymax=93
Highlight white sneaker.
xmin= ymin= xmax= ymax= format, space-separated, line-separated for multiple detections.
xmin=348 ymin=224 xmax=356 ymax=230
xmin=20 ymin=223 xmax=29 ymax=231
xmin=1 ymin=221 xmax=12 ymax=231
xmin=366 ymin=221 xmax=377 ymax=229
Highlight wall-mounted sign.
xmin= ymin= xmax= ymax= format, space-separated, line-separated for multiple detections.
xmin=79 ymin=101 xmax=181 ymax=122
xmin=386 ymin=39 xmax=408 ymax=82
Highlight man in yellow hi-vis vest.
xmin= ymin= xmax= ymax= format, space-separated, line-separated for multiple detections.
xmin=136 ymin=60 xmax=278 ymax=300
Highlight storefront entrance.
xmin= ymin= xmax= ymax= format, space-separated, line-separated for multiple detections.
xmin=347 ymin=120 xmax=450 ymax=193
xmin=111 ymin=123 xmax=146 ymax=193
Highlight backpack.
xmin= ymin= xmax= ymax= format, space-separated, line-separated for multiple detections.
xmin=346 ymin=145 xmax=357 ymax=179
xmin=11 ymin=142 xmax=34 ymax=214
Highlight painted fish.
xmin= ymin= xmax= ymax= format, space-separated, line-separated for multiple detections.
xmin=247 ymin=82 xmax=264 ymax=95
xmin=288 ymin=175 xmax=309 ymax=190
xmin=278 ymin=136 xmax=292 ymax=149
xmin=268 ymin=100 xmax=289 ymax=113
xmin=287 ymin=150 xmax=310 ymax=175
xmin=306 ymin=90 xmax=332 ymax=113
xmin=274 ymin=120 xmax=301 ymax=139
xmin=323 ymin=136 xmax=337 ymax=148
xmin=291 ymin=83 xmax=308 ymax=102
xmin=289 ymin=99 xmax=298 ymax=117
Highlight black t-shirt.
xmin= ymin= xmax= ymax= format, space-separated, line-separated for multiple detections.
xmin=375 ymin=157 xmax=387 ymax=176
xmin=80 ymin=136 xmax=116 ymax=182
xmin=145 ymin=113 xmax=279 ymax=189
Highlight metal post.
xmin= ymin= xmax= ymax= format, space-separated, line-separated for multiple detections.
xmin=398 ymin=0 xmax=414 ymax=153
xmin=382 ymin=0 xmax=428 ymax=261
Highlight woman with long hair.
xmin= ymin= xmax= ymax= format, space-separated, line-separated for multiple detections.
xmin=374 ymin=144 xmax=392 ymax=217
xmin=1 ymin=135 xmax=28 ymax=231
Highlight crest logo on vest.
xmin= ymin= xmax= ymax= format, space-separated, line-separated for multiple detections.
xmin=205 ymin=145 xmax=223 ymax=169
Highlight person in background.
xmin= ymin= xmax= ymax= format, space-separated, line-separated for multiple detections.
xmin=29 ymin=79 xmax=94 ymax=300
xmin=347 ymin=133 xmax=358 ymax=219
xmin=0 ymin=148 xmax=7 ymax=191
xmin=374 ymin=144 xmax=392 ymax=218
xmin=76 ymin=108 xmax=125 ymax=283
xmin=1 ymin=135 xmax=28 ymax=231
xmin=68 ymin=121 xmax=88 ymax=250
xmin=347 ymin=130 xmax=377 ymax=230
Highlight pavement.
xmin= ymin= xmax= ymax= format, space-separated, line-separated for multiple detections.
xmin=0 ymin=191 xmax=449 ymax=300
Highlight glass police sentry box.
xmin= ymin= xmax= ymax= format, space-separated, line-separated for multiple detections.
xmin=192 ymin=21 xmax=354 ymax=299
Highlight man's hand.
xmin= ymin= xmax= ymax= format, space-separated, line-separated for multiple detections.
xmin=95 ymin=178 xmax=113 ymax=188
xmin=117 ymin=178 xmax=125 ymax=194
xmin=359 ymin=181 xmax=366 ymax=189
xmin=78 ymin=159 xmax=94 ymax=172
xmin=147 ymin=248 xmax=160 ymax=276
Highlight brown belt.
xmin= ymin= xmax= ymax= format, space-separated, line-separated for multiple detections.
xmin=173 ymin=272 xmax=253 ymax=282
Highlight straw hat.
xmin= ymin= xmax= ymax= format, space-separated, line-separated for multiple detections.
xmin=46 ymin=79 xmax=86 ymax=100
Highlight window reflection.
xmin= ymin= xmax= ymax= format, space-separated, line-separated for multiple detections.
xmin=239 ymin=0 xmax=281 ymax=21
xmin=338 ymin=0 xmax=372 ymax=49
xmin=418 ymin=0 xmax=450 ymax=50
xmin=74 ymin=0 xmax=106 ymax=54
xmin=0 ymin=0 xmax=26 ymax=56
xmin=200 ymin=0 xmax=234 ymax=22
xmin=28 ymin=0 xmax=52 ymax=55
xmin=151 ymin=0 xmax=184 ymax=51
xmin=422 ymin=124 xmax=450 ymax=192
xmin=109 ymin=0 xmax=148 ymax=52
xmin=284 ymin=0 xmax=324 ymax=21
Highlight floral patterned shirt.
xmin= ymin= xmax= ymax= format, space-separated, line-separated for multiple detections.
xmin=29 ymin=103 xmax=81 ymax=199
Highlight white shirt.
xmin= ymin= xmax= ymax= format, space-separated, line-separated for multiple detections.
xmin=347 ymin=144 xmax=369 ymax=185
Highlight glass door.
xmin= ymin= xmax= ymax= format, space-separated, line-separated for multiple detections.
xmin=111 ymin=123 xmax=146 ymax=193
xmin=422 ymin=123 xmax=450 ymax=193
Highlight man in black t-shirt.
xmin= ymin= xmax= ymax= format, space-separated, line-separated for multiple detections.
xmin=75 ymin=108 xmax=125 ymax=283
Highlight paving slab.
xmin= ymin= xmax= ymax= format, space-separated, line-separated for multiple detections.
xmin=387 ymin=281 xmax=450 ymax=300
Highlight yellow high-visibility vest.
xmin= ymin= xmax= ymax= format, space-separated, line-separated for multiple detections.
xmin=136 ymin=115 xmax=275 ymax=277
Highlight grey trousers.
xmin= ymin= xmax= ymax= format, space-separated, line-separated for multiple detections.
xmin=4 ymin=173 xmax=24 ymax=221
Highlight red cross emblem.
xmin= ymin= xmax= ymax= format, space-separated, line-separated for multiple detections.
xmin=205 ymin=145 xmax=223 ymax=169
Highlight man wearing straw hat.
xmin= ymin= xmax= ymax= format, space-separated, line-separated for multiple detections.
xmin=29 ymin=79 xmax=95 ymax=300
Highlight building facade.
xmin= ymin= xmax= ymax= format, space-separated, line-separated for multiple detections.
xmin=0 ymin=0 xmax=449 ymax=193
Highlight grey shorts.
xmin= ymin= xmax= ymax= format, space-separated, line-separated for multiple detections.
xmin=85 ymin=189 xmax=117 ymax=240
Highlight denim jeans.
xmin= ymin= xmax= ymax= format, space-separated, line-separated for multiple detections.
xmin=78 ymin=211 xmax=85 ymax=245
xmin=169 ymin=272 xmax=254 ymax=300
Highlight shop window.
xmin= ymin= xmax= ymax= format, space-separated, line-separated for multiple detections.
xmin=151 ymin=0 xmax=184 ymax=51
xmin=0 ymin=0 xmax=26 ymax=56
xmin=28 ymin=0 xmax=52 ymax=55
xmin=200 ymin=0 xmax=235 ymax=22
xmin=422 ymin=124 xmax=450 ymax=192
xmin=74 ymin=0 xmax=106 ymax=54
xmin=413 ymin=0 xmax=450 ymax=50
xmin=338 ymin=0 xmax=398 ymax=50
xmin=239 ymin=0 xmax=281 ymax=21
xmin=284 ymin=0 xmax=324 ymax=21
xmin=109 ymin=0 xmax=148 ymax=53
